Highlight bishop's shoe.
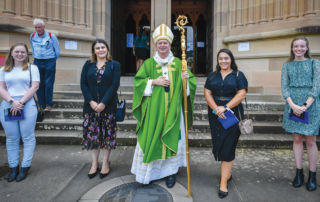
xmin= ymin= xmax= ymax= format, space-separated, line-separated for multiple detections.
xmin=166 ymin=174 xmax=176 ymax=188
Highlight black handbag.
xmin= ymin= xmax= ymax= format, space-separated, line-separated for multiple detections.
xmin=115 ymin=90 xmax=126 ymax=122
xmin=116 ymin=98 xmax=126 ymax=122
xmin=29 ymin=65 xmax=44 ymax=122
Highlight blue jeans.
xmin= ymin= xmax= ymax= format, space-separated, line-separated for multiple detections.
xmin=0 ymin=96 xmax=37 ymax=168
xmin=34 ymin=58 xmax=56 ymax=108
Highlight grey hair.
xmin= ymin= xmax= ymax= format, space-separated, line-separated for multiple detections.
xmin=33 ymin=18 xmax=45 ymax=26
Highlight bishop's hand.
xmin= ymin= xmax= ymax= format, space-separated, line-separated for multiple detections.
xmin=152 ymin=76 xmax=170 ymax=87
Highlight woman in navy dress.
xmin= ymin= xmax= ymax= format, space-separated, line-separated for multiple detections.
xmin=80 ymin=39 xmax=120 ymax=179
xmin=204 ymin=49 xmax=248 ymax=199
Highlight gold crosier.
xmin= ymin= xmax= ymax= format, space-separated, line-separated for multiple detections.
xmin=176 ymin=15 xmax=191 ymax=197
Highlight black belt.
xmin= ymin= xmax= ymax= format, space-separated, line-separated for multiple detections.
xmin=214 ymin=96 xmax=232 ymax=101
xmin=35 ymin=58 xmax=53 ymax=61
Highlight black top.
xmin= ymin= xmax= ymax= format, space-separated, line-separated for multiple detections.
xmin=80 ymin=60 xmax=121 ymax=114
xmin=205 ymin=70 xmax=248 ymax=98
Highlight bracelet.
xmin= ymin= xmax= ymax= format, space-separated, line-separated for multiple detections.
xmin=212 ymin=109 xmax=216 ymax=114
xmin=9 ymin=99 xmax=14 ymax=105
xmin=224 ymin=105 xmax=230 ymax=111
xmin=303 ymin=103 xmax=307 ymax=106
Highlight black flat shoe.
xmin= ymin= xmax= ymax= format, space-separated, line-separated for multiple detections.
xmin=88 ymin=167 xmax=99 ymax=179
xmin=166 ymin=174 xmax=176 ymax=188
xmin=16 ymin=167 xmax=30 ymax=182
xmin=218 ymin=189 xmax=228 ymax=199
xmin=7 ymin=166 xmax=19 ymax=182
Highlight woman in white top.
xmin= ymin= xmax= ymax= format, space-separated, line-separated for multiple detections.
xmin=0 ymin=43 xmax=40 ymax=182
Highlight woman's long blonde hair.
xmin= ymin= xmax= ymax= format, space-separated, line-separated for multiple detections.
xmin=4 ymin=43 xmax=29 ymax=72
xmin=90 ymin=39 xmax=112 ymax=63
xmin=288 ymin=36 xmax=311 ymax=62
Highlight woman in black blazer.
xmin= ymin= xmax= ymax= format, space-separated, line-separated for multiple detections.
xmin=80 ymin=39 xmax=120 ymax=179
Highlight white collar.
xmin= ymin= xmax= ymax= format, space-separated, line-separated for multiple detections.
xmin=153 ymin=51 xmax=174 ymax=66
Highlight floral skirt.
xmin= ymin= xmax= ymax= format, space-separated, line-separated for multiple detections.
xmin=82 ymin=112 xmax=117 ymax=150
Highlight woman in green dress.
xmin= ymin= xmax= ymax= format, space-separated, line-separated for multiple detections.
xmin=281 ymin=36 xmax=320 ymax=191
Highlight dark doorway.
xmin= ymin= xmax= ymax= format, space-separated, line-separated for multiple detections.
xmin=111 ymin=0 xmax=151 ymax=75
xmin=172 ymin=0 xmax=213 ymax=75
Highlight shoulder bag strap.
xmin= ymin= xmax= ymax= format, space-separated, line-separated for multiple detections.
xmin=236 ymin=71 xmax=249 ymax=120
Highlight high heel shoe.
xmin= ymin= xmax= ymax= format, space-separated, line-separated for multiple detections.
xmin=292 ymin=168 xmax=304 ymax=188
xmin=306 ymin=170 xmax=317 ymax=191
xmin=99 ymin=162 xmax=111 ymax=179
xmin=7 ymin=166 xmax=19 ymax=182
xmin=88 ymin=167 xmax=99 ymax=179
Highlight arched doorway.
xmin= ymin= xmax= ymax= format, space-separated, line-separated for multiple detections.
xmin=172 ymin=0 xmax=213 ymax=75
xmin=111 ymin=0 xmax=151 ymax=75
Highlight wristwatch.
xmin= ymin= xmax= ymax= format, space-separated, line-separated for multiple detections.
xmin=9 ymin=99 xmax=14 ymax=105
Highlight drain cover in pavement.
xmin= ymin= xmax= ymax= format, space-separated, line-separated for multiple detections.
xmin=99 ymin=182 xmax=173 ymax=202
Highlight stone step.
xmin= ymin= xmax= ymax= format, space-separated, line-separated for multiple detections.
xmin=45 ymin=108 xmax=284 ymax=122
xmin=53 ymin=91 xmax=283 ymax=102
xmin=52 ymin=99 xmax=285 ymax=111
xmin=35 ymin=119 xmax=285 ymax=134
xmin=54 ymin=83 xmax=263 ymax=94
xmin=1 ymin=130 xmax=318 ymax=149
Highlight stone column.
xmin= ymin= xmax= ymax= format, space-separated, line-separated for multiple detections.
xmin=52 ymin=0 xmax=62 ymax=22
xmin=78 ymin=0 xmax=86 ymax=26
xmin=105 ymin=0 xmax=112 ymax=44
xmin=235 ymin=0 xmax=243 ymax=27
xmin=66 ymin=0 xmax=73 ymax=24
xmin=21 ymin=0 xmax=32 ymax=18
xmin=303 ymin=0 xmax=316 ymax=16
xmin=3 ymin=0 xmax=15 ymax=15
xmin=247 ymin=0 xmax=255 ymax=25
xmin=272 ymin=0 xmax=283 ymax=21
xmin=259 ymin=0 xmax=268 ymax=23
xmin=39 ymin=0 xmax=47 ymax=20
xmin=151 ymin=0 xmax=171 ymax=54
xmin=287 ymin=0 xmax=298 ymax=19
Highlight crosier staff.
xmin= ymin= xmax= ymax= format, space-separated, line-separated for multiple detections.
xmin=175 ymin=15 xmax=191 ymax=197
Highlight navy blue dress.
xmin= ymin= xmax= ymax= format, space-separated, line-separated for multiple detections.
xmin=204 ymin=71 xmax=248 ymax=161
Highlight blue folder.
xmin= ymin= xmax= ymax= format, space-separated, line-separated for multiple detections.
xmin=4 ymin=108 xmax=24 ymax=121
xmin=217 ymin=110 xmax=239 ymax=130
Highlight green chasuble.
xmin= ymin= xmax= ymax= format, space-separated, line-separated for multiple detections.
xmin=132 ymin=57 xmax=197 ymax=163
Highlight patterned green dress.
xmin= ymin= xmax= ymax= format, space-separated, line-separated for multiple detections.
xmin=281 ymin=59 xmax=320 ymax=136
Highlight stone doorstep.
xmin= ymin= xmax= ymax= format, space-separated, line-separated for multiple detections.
xmin=52 ymin=91 xmax=283 ymax=102
xmin=52 ymin=99 xmax=285 ymax=111
xmin=0 ymin=131 xmax=318 ymax=149
xmin=33 ymin=119 xmax=285 ymax=134
xmin=45 ymin=108 xmax=284 ymax=122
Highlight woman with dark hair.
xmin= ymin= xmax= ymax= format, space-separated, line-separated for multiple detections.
xmin=0 ymin=43 xmax=40 ymax=182
xmin=80 ymin=39 xmax=121 ymax=179
xmin=281 ymin=36 xmax=319 ymax=191
xmin=204 ymin=48 xmax=248 ymax=198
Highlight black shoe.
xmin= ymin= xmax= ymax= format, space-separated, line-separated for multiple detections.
xmin=292 ymin=168 xmax=304 ymax=188
xmin=88 ymin=167 xmax=99 ymax=179
xmin=306 ymin=170 xmax=317 ymax=191
xmin=218 ymin=188 xmax=228 ymax=199
xmin=16 ymin=167 xmax=30 ymax=182
xmin=166 ymin=174 xmax=176 ymax=188
xmin=99 ymin=168 xmax=110 ymax=179
xmin=7 ymin=166 xmax=19 ymax=182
